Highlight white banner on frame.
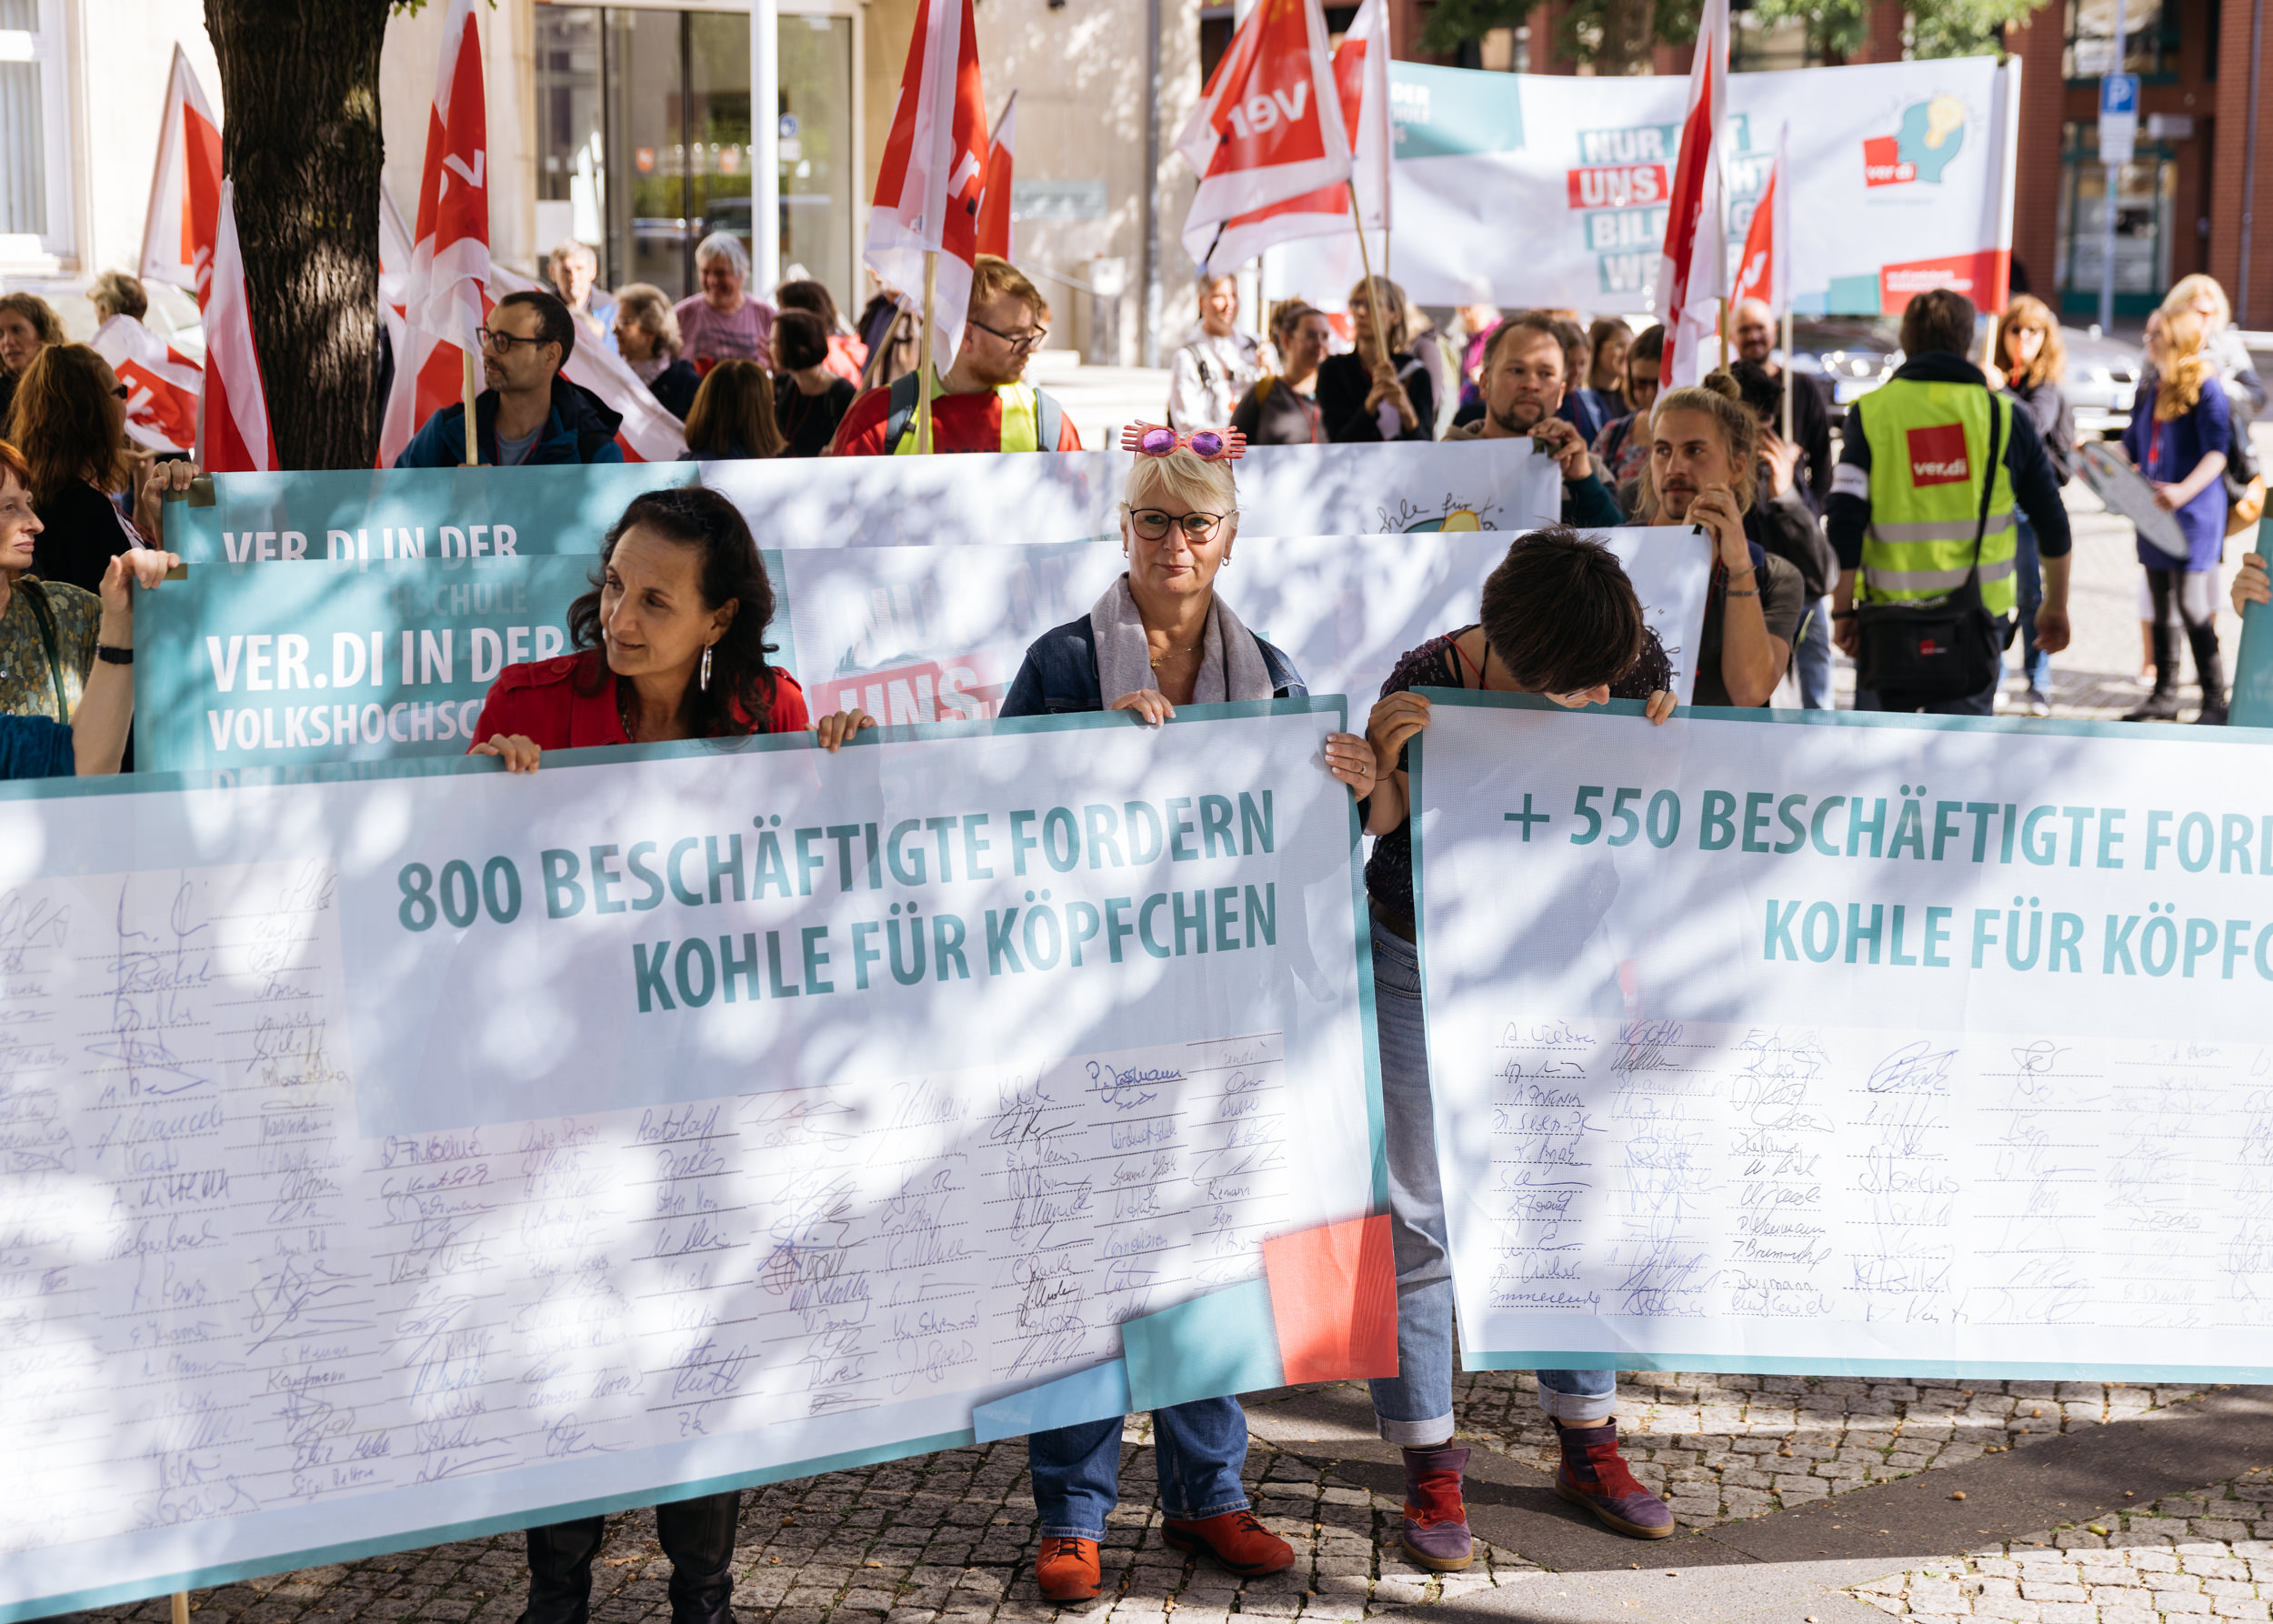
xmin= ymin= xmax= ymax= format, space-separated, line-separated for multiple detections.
xmin=1414 ymin=697 xmax=2273 ymax=1378
xmin=0 ymin=705 xmax=1375 ymax=1620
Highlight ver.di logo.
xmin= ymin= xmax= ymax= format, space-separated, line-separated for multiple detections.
xmin=1863 ymin=95 xmax=1967 ymax=186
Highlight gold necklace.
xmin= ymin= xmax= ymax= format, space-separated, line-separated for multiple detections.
xmin=1150 ymin=642 xmax=1201 ymax=669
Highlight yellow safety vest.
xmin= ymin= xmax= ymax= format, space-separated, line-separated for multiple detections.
xmin=889 ymin=376 xmax=1046 ymax=454
xmin=1855 ymin=377 xmax=2018 ymax=616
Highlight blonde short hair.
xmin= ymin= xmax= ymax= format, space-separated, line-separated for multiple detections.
xmin=971 ymin=255 xmax=1050 ymax=324
xmin=1126 ymin=447 xmax=1237 ymax=516
xmin=614 ymin=282 xmax=681 ymax=355
xmin=2164 ymin=273 xmax=2231 ymax=330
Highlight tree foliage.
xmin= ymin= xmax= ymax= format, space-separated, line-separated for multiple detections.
xmin=1418 ymin=0 xmax=2051 ymax=70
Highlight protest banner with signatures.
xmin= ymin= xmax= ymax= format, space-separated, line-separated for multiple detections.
xmin=160 ymin=440 xmax=1562 ymax=563
xmin=1413 ymin=694 xmax=2273 ymax=1378
xmin=0 ymin=702 xmax=1387 ymax=1620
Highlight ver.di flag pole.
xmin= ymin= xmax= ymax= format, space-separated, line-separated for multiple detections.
xmin=1656 ymin=0 xmax=1729 ymax=391
xmin=865 ymin=0 xmax=989 ymax=455
xmin=1732 ymin=119 xmax=1791 ymax=442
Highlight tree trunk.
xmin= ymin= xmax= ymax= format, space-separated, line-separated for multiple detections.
xmin=1599 ymin=0 xmax=1657 ymax=73
xmin=204 ymin=1 xmax=393 ymax=470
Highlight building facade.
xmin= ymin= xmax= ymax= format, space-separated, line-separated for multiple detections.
xmin=1 ymin=0 xmax=1209 ymax=362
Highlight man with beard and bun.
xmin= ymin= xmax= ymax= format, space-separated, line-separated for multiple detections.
xmin=1443 ymin=312 xmax=1622 ymax=526
xmin=830 ymin=256 xmax=1081 ymax=454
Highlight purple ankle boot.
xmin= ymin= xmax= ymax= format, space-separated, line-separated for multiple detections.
xmin=1553 ymin=1418 xmax=1674 ymax=1539
xmin=1397 ymin=1444 xmax=1474 ymax=1570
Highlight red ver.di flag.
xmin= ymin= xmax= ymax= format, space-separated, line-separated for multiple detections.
xmin=866 ymin=0 xmax=988 ymax=376
xmin=139 ymin=45 xmax=222 ymax=307
xmin=93 ymin=316 xmax=202 ymax=455
xmin=1731 ymin=122 xmax=1789 ymax=310
xmin=1657 ymin=0 xmax=1728 ymax=389
xmin=379 ymin=0 xmax=491 ymax=466
xmin=975 ymin=91 xmax=1017 ymax=262
xmin=200 ymin=179 xmax=278 ymax=473
xmin=1175 ymin=0 xmax=1350 ymax=266
xmin=1200 ymin=0 xmax=1388 ymax=273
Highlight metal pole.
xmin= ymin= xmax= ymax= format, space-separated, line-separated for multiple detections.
xmin=917 ymin=250 xmax=937 ymax=455
xmin=1141 ymin=0 xmax=1164 ymax=368
xmin=2099 ymin=0 xmax=2128 ymax=334
xmin=2242 ymin=0 xmax=2266 ymax=326
xmin=751 ymin=0 xmax=780 ymax=292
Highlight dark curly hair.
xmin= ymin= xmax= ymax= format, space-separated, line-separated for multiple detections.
xmin=567 ymin=486 xmax=782 ymax=736
xmin=1478 ymin=526 xmax=1646 ymax=696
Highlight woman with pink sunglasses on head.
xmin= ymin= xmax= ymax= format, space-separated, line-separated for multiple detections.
xmin=975 ymin=429 xmax=1377 ymax=1604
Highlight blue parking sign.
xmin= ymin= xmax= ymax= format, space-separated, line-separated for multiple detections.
xmin=2100 ymin=72 xmax=2139 ymax=115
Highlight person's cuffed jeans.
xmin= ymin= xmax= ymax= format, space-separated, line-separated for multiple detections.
xmin=1792 ymin=595 xmax=1836 ymax=709
xmin=522 ymin=1490 xmax=741 ymax=1624
xmin=1367 ymin=917 xmax=1617 ymax=1442
xmin=1028 ymin=1399 xmax=1251 ymax=1540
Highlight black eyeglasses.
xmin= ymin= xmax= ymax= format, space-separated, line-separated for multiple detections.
xmin=968 ymin=316 xmax=1048 ymax=354
xmin=110 ymin=385 xmax=129 ymax=400
xmin=478 ymin=328 xmax=550 ymax=356
xmin=1126 ymin=508 xmax=1227 ymax=541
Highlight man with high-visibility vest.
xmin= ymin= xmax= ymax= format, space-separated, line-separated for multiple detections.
xmin=1827 ymin=287 xmax=2073 ymax=713
xmin=830 ymin=256 xmax=1083 ymax=456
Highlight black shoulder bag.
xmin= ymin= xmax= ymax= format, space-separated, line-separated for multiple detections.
xmin=1853 ymin=397 xmax=2011 ymax=704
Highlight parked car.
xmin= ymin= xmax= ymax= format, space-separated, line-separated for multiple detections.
xmin=1785 ymin=317 xmax=1902 ymax=430
xmin=2057 ymin=325 xmax=2140 ymax=438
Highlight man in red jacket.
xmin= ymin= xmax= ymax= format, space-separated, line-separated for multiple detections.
xmin=830 ymin=256 xmax=1082 ymax=455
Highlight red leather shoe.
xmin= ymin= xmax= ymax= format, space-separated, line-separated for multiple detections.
xmin=1161 ymin=1510 xmax=1295 ymax=1577
xmin=1035 ymin=1536 xmax=1102 ymax=1601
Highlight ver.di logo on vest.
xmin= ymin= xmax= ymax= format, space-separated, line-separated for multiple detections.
xmin=1907 ymin=422 xmax=1970 ymax=486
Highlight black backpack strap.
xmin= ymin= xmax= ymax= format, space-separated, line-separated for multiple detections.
xmin=19 ymin=577 xmax=72 ymax=721
xmin=1959 ymin=390 xmax=2008 ymax=596
xmin=884 ymin=370 xmax=924 ymax=449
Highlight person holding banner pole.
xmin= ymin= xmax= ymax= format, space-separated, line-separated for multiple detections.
xmin=1353 ymin=532 xmax=1676 ymax=1559
xmin=982 ymin=437 xmax=1317 ymax=1602
xmin=830 ymin=256 xmax=1079 ymax=456
xmin=467 ymin=486 xmax=810 ymax=771
xmin=1317 ymin=276 xmax=1430 ymax=443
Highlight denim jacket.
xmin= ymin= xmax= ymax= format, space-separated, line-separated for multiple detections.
xmin=999 ymin=613 xmax=1308 ymax=717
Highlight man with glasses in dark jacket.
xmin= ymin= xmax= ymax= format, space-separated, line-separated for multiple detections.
xmin=395 ymin=289 xmax=624 ymax=467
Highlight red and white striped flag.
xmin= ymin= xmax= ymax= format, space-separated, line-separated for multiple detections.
xmin=138 ymin=45 xmax=223 ymax=308
xmin=92 ymin=316 xmax=203 ymax=455
xmin=1175 ymin=0 xmax=1350 ymax=266
xmin=866 ymin=0 xmax=989 ymax=375
xmin=1731 ymin=122 xmax=1788 ymax=311
xmin=379 ymin=0 xmax=491 ymax=466
xmin=199 ymin=179 xmax=278 ymax=473
xmin=1197 ymin=0 xmax=1388 ymax=273
xmin=975 ymin=91 xmax=1017 ymax=262
xmin=1657 ymin=0 xmax=1729 ymax=390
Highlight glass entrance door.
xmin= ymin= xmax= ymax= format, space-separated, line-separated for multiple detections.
xmin=535 ymin=5 xmax=856 ymax=316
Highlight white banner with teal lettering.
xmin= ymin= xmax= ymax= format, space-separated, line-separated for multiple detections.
xmin=0 ymin=704 xmax=1383 ymax=1621
xmin=1413 ymin=695 xmax=2273 ymax=1379
xmin=1270 ymin=55 xmax=2016 ymax=316
xmin=134 ymin=529 xmax=1712 ymax=771
xmin=165 ymin=441 xmax=1560 ymax=564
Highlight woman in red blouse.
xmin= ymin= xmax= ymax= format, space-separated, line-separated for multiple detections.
xmin=469 ymin=484 xmax=808 ymax=767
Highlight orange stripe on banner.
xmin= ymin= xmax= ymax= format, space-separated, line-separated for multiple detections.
xmin=1262 ymin=1213 xmax=1398 ymax=1385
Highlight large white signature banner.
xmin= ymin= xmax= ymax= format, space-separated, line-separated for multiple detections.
xmin=1413 ymin=695 xmax=2273 ymax=1378
xmin=0 ymin=703 xmax=1379 ymax=1619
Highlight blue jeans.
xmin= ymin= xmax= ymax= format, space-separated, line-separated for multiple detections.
xmin=1791 ymin=595 xmax=1836 ymax=709
xmin=1028 ymin=1399 xmax=1251 ymax=1540
xmin=1367 ymin=919 xmax=1617 ymax=1440
xmin=1853 ymin=670 xmax=2000 ymax=716
xmin=2014 ymin=512 xmax=2052 ymax=692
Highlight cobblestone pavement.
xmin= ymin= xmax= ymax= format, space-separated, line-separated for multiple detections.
xmin=1847 ymin=1468 xmax=2273 ymax=1621
xmin=76 ymin=1374 xmax=2216 ymax=1624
